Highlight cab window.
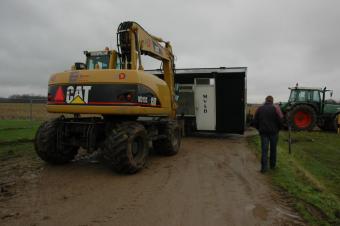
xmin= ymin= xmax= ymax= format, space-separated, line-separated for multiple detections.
xmin=289 ymin=90 xmax=297 ymax=102
xmin=312 ymin=90 xmax=321 ymax=102
xmin=297 ymin=90 xmax=307 ymax=101
xmin=86 ymin=55 xmax=109 ymax=69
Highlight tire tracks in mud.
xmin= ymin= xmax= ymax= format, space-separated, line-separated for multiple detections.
xmin=1 ymin=136 xmax=305 ymax=226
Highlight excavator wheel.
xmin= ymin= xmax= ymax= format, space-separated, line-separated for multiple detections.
xmin=287 ymin=105 xmax=317 ymax=131
xmin=103 ymin=122 xmax=148 ymax=174
xmin=34 ymin=119 xmax=79 ymax=164
xmin=153 ymin=121 xmax=181 ymax=156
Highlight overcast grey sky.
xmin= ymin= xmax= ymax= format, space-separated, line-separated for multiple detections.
xmin=0 ymin=0 xmax=339 ymax=102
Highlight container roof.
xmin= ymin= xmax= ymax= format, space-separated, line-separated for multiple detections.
xmin=147 ymin=67 xmax=247 ymax=75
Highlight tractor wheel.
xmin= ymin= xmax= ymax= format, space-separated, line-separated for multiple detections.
xmin=331 ymin=114 xmax=340 ymax=132
xmin=153 ymin=121 xmax=181 ymax=156
xmin=34 ymin=119 xmax=79 ymax=164
xmin=103 ymin=122 xmax=148 ymax=174
xmin=287 ymin=105 xmax=317 ymax=131
xmin=318 ymin=116 xmax=337 ymax=132
xmin=317 ymin=121 xmax=328 ymax=131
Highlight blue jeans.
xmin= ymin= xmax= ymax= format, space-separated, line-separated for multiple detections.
xmin=260 ymin=134 xmax=278 ymax=171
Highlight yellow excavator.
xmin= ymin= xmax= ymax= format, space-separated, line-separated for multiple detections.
xmin=35 ymin=21 xmax=181 ymax=174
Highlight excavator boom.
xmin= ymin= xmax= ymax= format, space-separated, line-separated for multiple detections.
xmin=117 ymin=21 xmax=177 ymax=118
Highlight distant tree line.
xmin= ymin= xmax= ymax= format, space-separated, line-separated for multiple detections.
xmin=0 ymin=94 xmax=47 ymax=103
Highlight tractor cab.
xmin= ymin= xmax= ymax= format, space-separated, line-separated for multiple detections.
xmin=287 ymin=87 xmax=323 ymax=113
xmin=280 ymin=85 xmax=340 ymax=131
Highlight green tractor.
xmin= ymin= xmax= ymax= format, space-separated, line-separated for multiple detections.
xmin=280 ymin=86 xmax=340 ymax=131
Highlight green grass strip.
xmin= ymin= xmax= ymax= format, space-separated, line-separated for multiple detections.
xmin=248 ymin=131 xmax=340 ymax=226
xmin=0 ymin=120 xmax=40 ymax=143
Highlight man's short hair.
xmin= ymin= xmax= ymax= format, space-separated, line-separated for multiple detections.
xmin=265 ymin=95 xmax=274 ymax=103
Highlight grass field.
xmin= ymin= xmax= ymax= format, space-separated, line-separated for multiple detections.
xmin=0 ymin=120 xmax=41 ymax=159
xmin=0 ymin=103 xmax=49 ymax=120
xmin=248 ymin=131 xmax=340 ymax=226
xmin=0 ymin=103 xmax=260 ymax=121
xmin=0 ymin=120 xmax=42 ymax=197
xmin=0 ymin=103 xmax=98 ymax=120
xmin=0 ymin=120 xmax=42 ymax=218
xmin=0 ymin=120 xmax=41 ymax=144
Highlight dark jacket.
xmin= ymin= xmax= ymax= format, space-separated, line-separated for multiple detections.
xmin=253 ymin=102 xmax=283 ymax=135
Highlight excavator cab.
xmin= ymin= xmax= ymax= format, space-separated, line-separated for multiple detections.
xmin=85 ymin=50 xmax=110 ymax=69
xmin=73 ymin=48 xmax=118 ymax=70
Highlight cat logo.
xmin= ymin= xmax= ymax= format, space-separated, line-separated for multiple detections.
xmin=66 ymin=86 xmax=92 ymax=104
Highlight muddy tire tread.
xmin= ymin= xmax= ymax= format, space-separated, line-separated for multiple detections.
xmin=153 ymin=121 xmax=181 ymax=156
xmin=103 ymin=122 xmax=148 ymax=174
xmin=34 ymin=119 xmax=78 ymax=164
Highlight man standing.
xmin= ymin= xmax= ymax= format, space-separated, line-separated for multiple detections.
xmin=253 ymin=96 xmax=283 ymax=173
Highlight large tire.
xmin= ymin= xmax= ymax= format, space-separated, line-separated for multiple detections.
xmin=318 ymin=116 xmax=337 ymax=132
xmin=287 ymin=105 xmax=317 ymax=131
xmin=325 ymin=113 xmax=340 ymax=132
xmin=317 ymin=121 xmax=328 ymax=131
xmin=103 ymin=122 xmax=148 ymax=174
xmin=153 ymin=121 xmax=181 ymax=156
xmin=34 ymin=119 xmax=79 ymax=164
xmin=332 ymin=114 xmax=340 ymax=132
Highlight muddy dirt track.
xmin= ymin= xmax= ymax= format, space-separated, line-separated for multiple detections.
xmin=2 ymin=134 xmax=304 ymax=226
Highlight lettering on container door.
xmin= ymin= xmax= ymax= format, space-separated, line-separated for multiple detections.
xmin=203 ymin=94 xmax=208 ymax=113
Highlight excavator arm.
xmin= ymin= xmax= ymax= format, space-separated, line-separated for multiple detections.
xmin=117 ymin=21 xmax=177 ymax=118
xmin=117 ymin=21 xmax=174 ymax=68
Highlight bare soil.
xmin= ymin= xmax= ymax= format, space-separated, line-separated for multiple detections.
xmin=1 ymin=134 xmax=304 ymax=226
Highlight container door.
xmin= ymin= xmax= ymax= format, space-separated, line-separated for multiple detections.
xmin=215 ymin=75 xmax=245 ymax=134
xmin=194 ymin=78 xmax=216 ymax=130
